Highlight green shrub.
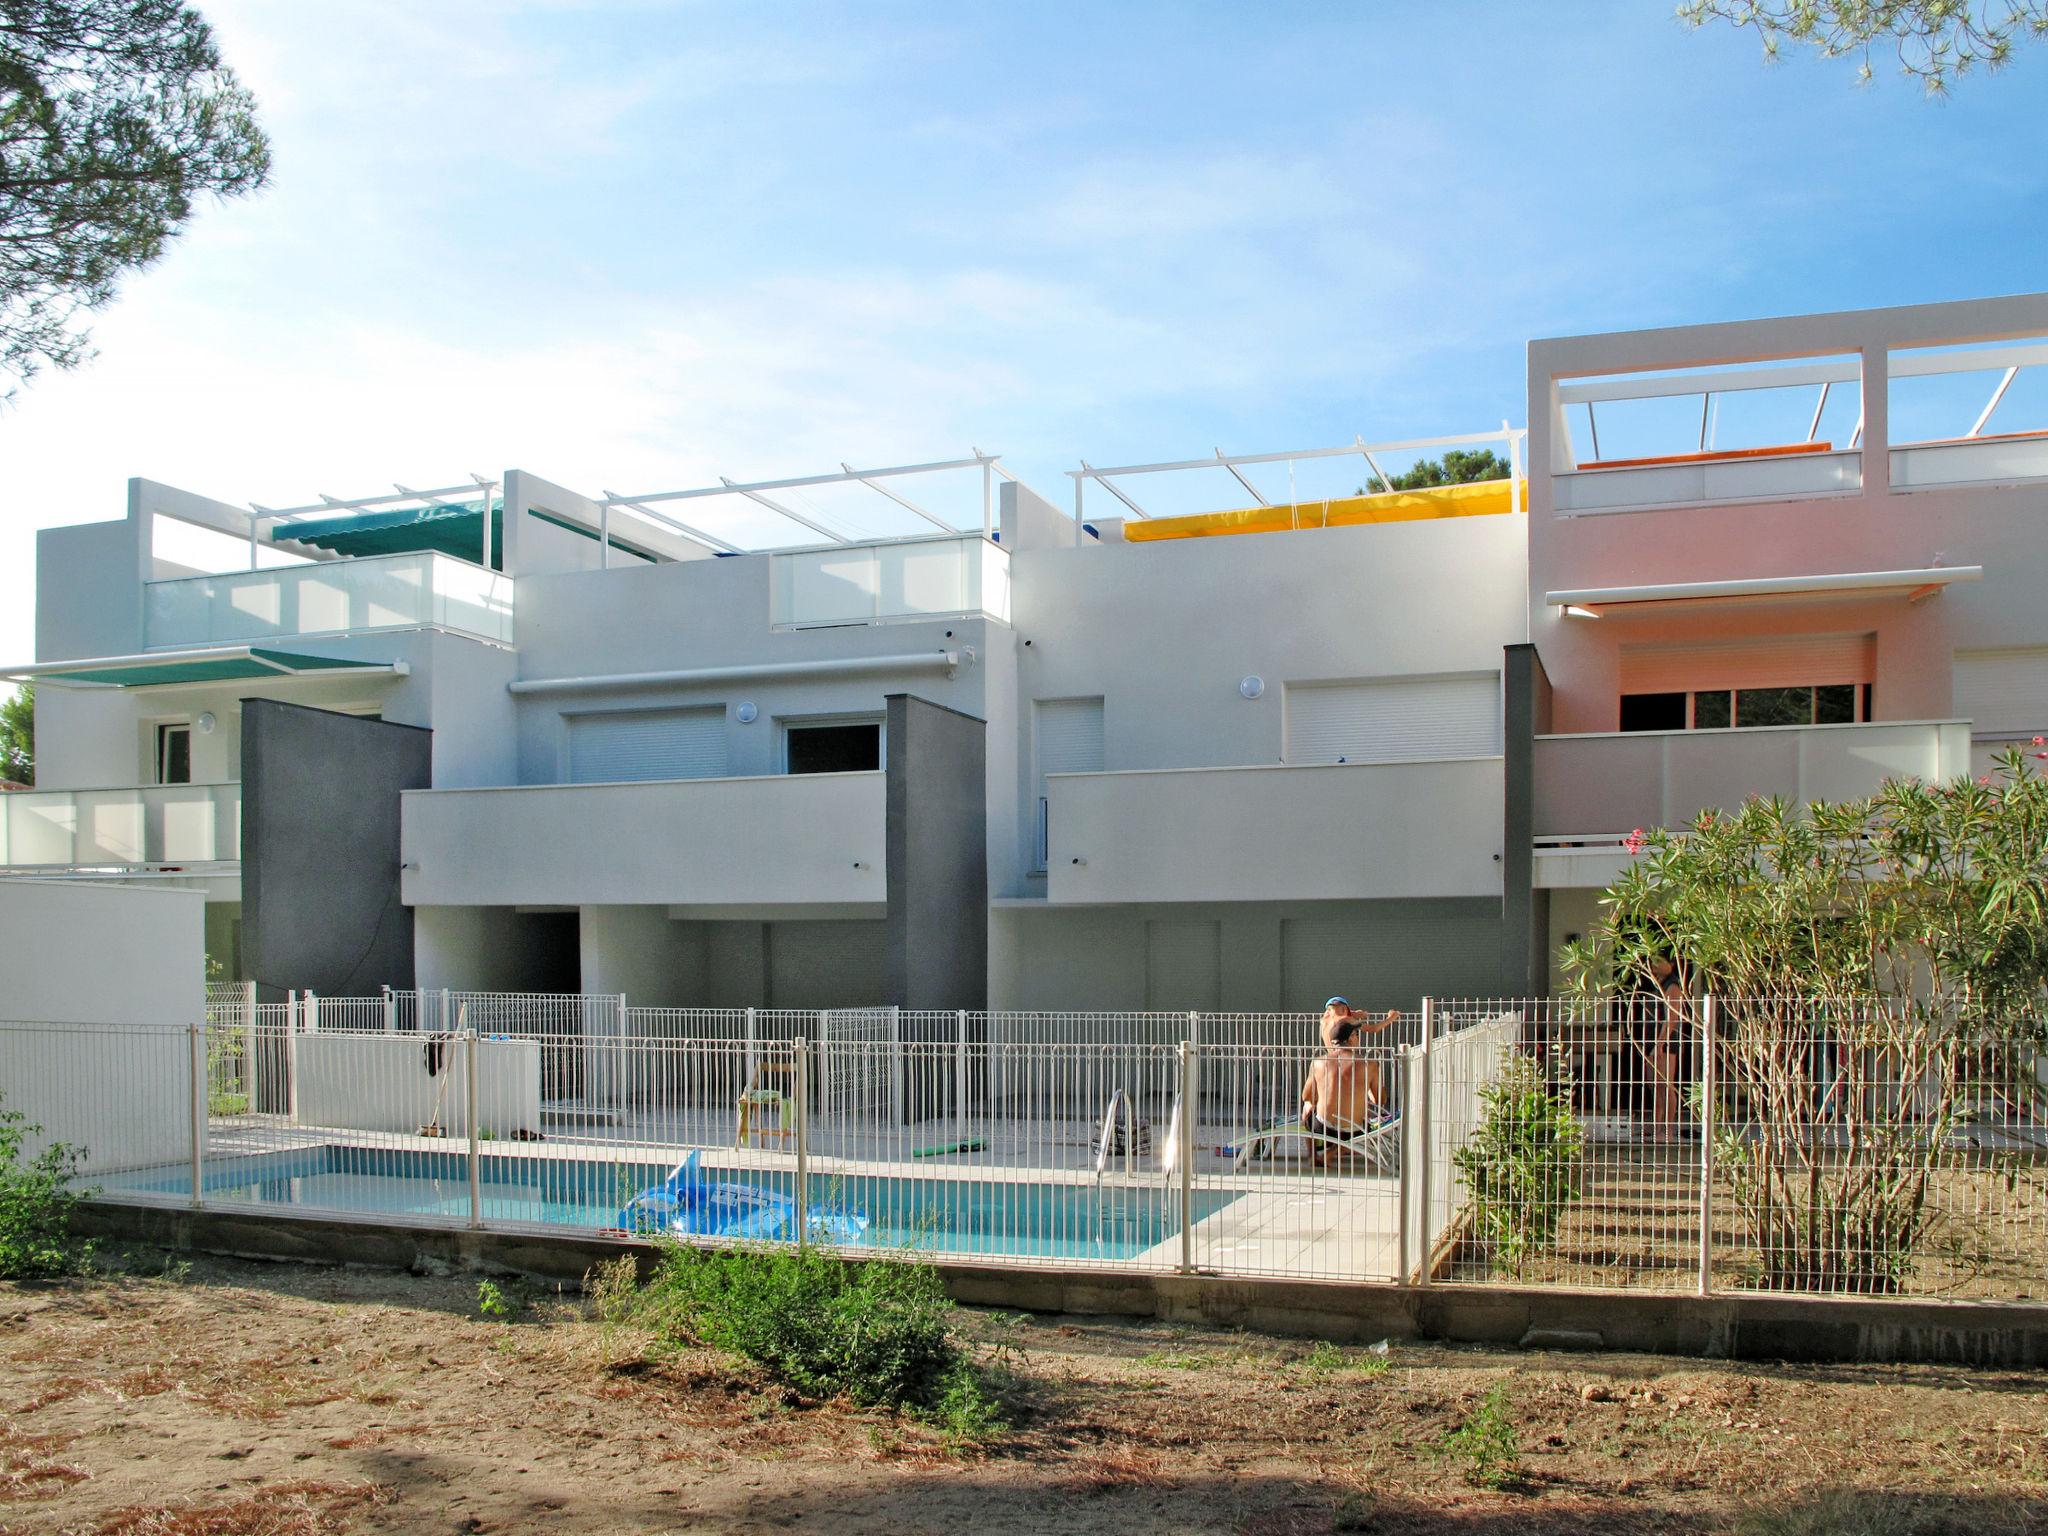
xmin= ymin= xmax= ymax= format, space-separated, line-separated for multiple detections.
xmin=1452 ymin=1051 xmax=1585 ymax=1274
xmin=0 ymin=1098 xmax=92 ymax=1280
xmin=1437 ymin=1378 xmax=1521 ymax=1489
xmin=636 ymin=1243 xmax=982 ymax=1417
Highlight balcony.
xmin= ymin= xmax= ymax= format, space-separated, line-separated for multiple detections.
xmin=0 ymin=783 xmax=242 ymax=870
xmin=146 ymin=551 xmax=513 ymax=650
xmin=771 ymin=534 xmax=1008 ymax=629
xmin=1044 ymin=757 xmax=1504 ymax=904
xmin=1532 ymin=720 xmax=1972 ymax=888
xmin=1553 ymin=448 xmax=1862 ymax=516
xmin=401 ymin=771 xmax=886 ymax=909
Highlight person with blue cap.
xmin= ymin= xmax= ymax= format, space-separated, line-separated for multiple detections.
xmin=1300 ymin=997 xmax=1400 ymax=1160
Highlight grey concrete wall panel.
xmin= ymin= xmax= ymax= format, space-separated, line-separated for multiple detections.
xmin=885 ymin=694 xmax=989 ymax=1016
xmin=243 ymin=700 xmax=432 ymax=998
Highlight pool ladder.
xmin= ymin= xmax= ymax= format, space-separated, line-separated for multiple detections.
xmin=1091 ymin=1088 xmax=1184 ymax=1243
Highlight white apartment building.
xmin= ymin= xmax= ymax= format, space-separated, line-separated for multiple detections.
xmin=7 ymin=291 xmax=2047 ymax=1012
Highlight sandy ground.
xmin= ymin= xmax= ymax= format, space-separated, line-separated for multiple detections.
xmin=0 ymin=1251 xmax=2044 ymax=1535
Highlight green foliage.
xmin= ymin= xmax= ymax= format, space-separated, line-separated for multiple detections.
xmin=1437 ymin=1378 xmax=1521 ymax=1489
xmin=0 ymin=1095 xmax=92 ymax=1279
xmin=1678 ymin=0 xmax=2047 ymax=94
xmin=0 ymin=685 xmax=29 ymax=784
xmin=1301 ymin=1338 xmax=1391 ymax=1376
xmin=1361 ymin=448 xmax=1512 ymax=494
xmin=635 ymin=1244 xmax=997 ymax=1427
xmin=1563 ymin=746 xmax=2048 ymax=1292
xmin=476 ymin=1278 xmax=510 ymax=1319
xmin=1452 ymin=1051 xmax=1586 ymax=1273
xmin=1 ymin=1 xmax=272 ymax=393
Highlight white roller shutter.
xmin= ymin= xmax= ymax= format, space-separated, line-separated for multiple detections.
xmin=567 ymin=707 xmax=728 ymax=784
xmin=1034 ymin=697 xmax=1104 ymax=865
xmin=1145 ymin=920 xmax=1221 ymax=1011
xmin=1619 ymin=633 xmax=1874 ymax=694
xmin=1284 ymin=674 xmax=1500 ymax=765
xmin=1955 ymin=648 xmax=2048 ymax=738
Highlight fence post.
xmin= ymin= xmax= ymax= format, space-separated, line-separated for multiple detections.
xmin=466 ymin=1028 xmax=482 ymax=1231
xmin=816 ymin=1009 xmax=831 ymax=1122
xmin=745 ymin=1007 xmax=759 ymax=1084
xmin=793 ymin=1037 xmax=811 ymax=1251
xmin=1176 ymin=1040 xmax=1194 ymax=1274
xmin=888 ymin=1005 xmax=904 ymax=1126
xmin=305 ymin=990 xmax=320 ymax=1034
xmin=1698 ymin=995 xmax=1717 ymax=1297
xmin=955 ymin=1010 xmax=970 ymax=1146
xmin=441 ymin=987 xmax=452 ymax=1035
xmin=285 ymin=991 xmax=301 ymax=1124
xmin=382 ymin=985 xmax=395 ymax=1033
xmin=187 ymin=1023 xmax=204 ymax=1208
xmin=616 ymin=994 xmax=629 ymax=1109
xmin=1415 ymin=997 xmax=1435 ymax=1288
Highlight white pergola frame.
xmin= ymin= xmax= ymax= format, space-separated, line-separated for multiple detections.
xmin=1065 ymin=426 xmax=1528 ymax=546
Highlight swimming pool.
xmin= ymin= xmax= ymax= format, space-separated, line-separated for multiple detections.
xmin=96 ymin=1145 xmax=1240 ymax=1262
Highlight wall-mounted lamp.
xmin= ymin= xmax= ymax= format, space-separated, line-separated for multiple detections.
xmin=195 ymin=712 xmax=217 ymax=734
xmin=735 ymin=702 xmax=759 ymax=724
xmin=1239 ymin=675 xmax=1264 ymax=700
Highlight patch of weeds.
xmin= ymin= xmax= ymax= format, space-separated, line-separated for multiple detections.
xmin=86 ymin=1477 xmax=394 ymax=1535
xmin=1437 ymin=1378 xmax=1522 ymax=1490
xmin=0 ymin=1096 xmax=95 ymax=1280
xmin=1301 ymin=1339 xmax=1391 ymax=1378
xmin=583 ymin=1254 xmax=642 ymax=1368
xmin=1137 ymin=1348 xmax=1213 ymax=1370
xmin=475 ymin=1278 xmax=511 ymax=1320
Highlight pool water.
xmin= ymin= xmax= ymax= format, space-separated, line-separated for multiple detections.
xmin=97 ymin=1146 xmax=1239 ymax=1261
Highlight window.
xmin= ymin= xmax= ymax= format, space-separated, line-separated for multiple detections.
xmin=1621 ymin=685 xmax=1869 ymax=732
xmin=785 ymin=721 xmax=881 ymax=774
xmin=156 ymin=723 xmax=192 ymax=784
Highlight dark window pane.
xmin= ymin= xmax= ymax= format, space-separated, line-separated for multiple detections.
xmin=158 ymin=726 xmax=191 ymax=784
xmin=1736 ymin=687 xmax=1814 ymax=728
xmin=1815 ymin=684 xmax=1856 ymax=724
xmin=1619 ymin=693 xmax=1687 ymax=732
xmin=786 ymin=723 xmax=881 ymax=774
xmin=1861 ymin=682 xmax=1873 ymax=720
xmin=1693 ymin=691 xmax=1732 ymax=729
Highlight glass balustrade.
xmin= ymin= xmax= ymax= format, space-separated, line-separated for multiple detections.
xmin=145 ymin=552 xmax=512 ymax=649
xmin=771 ymin=535 xmax=1009 ymax=628
xmin=0 ymin=783 xmax=242 ymax=868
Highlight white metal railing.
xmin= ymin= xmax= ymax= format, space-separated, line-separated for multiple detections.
xmin=0 ymin=781 xmax=241 ymax=868
xmin=17 ymin=995 xmax=2040 ymax=1298
xmin=144 ymin=549 xmax=512 ymax=650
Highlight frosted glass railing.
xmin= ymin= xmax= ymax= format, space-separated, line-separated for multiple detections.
xmin=1891 ymin=435 xmax=2048 ymax=491
xmin=0 ymin=783 xmax=242 ymax=868
xmin=1554 ymin=450 xmax=1862 ymax=515
xmin=145 ymin=552 xmax=513 ymax=649
xmin=771 ymin=535 xmax=1009 ymax=628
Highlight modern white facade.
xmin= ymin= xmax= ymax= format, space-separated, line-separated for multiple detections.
xmin=11 ymin=291 xmax=2048 ymax=1011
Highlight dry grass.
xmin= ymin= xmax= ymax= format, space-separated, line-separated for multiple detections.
xmin=85 ymin=1479 xmax=393 ymax=1536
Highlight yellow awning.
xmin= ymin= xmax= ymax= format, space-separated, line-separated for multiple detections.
xmin=1122 ymin=476 xmax=1524 ymax=543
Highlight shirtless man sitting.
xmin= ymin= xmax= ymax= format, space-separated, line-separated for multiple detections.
xmin=1300 ymin=997 xmax=1399 ymax=1152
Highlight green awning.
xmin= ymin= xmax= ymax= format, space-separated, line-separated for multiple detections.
xmin=3 ymin=647 xmax=406 ymax=688
xmin=275 ymin=500 xmax=504 ymax=568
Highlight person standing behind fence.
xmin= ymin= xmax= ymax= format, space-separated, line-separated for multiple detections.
xmin=1305 ymin=997 xmax=1398 ymax=1118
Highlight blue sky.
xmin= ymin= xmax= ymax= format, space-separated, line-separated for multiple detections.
xmin=3 ymin=0 xmax=2045 ymax=661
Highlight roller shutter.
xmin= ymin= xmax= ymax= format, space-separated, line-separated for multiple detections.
xmin=1284 ymin=674 xmax=1500 ymax=765
xmin=1955 ymin=648 xmax=2048 ymax=738
xmin=1619 ymin=633 xmax=1874 ymax=695
xmin=567 ymin=707 xmax=728 ymax=784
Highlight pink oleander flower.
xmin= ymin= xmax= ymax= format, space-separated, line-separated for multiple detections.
xmin=1623 ymin=827 xmax=1647 ymax=855
xmin=2033 ymin=735 xmax=2045 ymax=747
xmin=1979 ymin=776 xmax=1992 ymax=786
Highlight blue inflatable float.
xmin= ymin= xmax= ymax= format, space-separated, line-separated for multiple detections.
xmin=616 ymin=1151 xmax=869 ymax=1244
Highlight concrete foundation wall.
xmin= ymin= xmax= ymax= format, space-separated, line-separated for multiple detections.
xmin=990 ymin=897 xmax=1508 ymax=1013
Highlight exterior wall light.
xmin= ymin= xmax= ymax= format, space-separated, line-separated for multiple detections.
xmin=196 ymin=712 xmax=217 ymax=734
xmin=735 ymin=702 xmax=759 ymax=724
xmin=1239 ymin=676 xmax=1264 ymax=699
